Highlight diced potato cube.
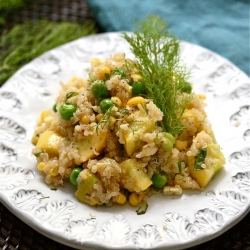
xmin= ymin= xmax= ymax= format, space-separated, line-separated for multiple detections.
xmin=36 ymin=130 xmax=64 ymax=157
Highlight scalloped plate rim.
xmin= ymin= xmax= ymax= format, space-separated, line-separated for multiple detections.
xmin=0 ymin=32 xmax=250 ymax=250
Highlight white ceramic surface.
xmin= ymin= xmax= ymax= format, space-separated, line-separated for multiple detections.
xmin=0 ymin=32 xmax=249 ymax=250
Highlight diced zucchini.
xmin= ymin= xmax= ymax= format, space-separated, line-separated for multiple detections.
xmin=122 ymin=115 xmax=157 ymax=156
xmin=35 ymin=130 xmax=64 ymax=157
xmin=75 ymin=173 xmax=99 ymax=205
xmin=121 ymin=159 xmax=152 ymax=192
xmin=188 ymin=143 xmax=225 ymax=188
xmin=75 ymin=129 xmax=107 ymax=162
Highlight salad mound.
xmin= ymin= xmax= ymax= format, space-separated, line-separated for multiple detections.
xmin=31 ymin=16 xmax=225 ymax=212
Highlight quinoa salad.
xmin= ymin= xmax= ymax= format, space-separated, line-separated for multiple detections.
xmin=31 ymin=16 xmax=225 ymax=213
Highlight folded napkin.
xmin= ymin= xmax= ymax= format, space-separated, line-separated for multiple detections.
xmin=87 ymin=0 xmax=249 ymax=76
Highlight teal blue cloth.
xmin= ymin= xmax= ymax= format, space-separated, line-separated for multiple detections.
xmin=87 ymin=0 xmax=249 ymax=76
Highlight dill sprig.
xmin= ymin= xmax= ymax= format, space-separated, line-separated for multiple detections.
xmin=123 ymin=15 xmax=192 ymax=136
xmin=95 ymin=106 xmax=113 ymax=132
xmin=0 ymin=0 xmax=30 ymax=25
xmin=0 ymin=19 xmax=97 ymax=86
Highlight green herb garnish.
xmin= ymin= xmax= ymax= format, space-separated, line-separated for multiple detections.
xmin=96 ymin=106 xmax=113 ymax=132
xmin=65 ymin=92 xmax=79 ymax=101
xmin=111 ymin=67 xmax=127 ymax=78
xmin=120 ymin=108 xmax=130 ymax=115
xmin=136 ymin=203 xmax=148 ymax=215
xmin=0 ymin=19 xmax=97 ymax=85
xmin=33 ymin=151 xmax=42 ymax=157
xmin=0 ymin=0 xmax=30 ymax=25
xmin=40 ymin=196 xmax=50 ymax=200
xmin=194 ymin=148 xmax=207 ymax=171
xmin=52 ymin=104 xmax=57 ymax=112
xmin=123 ymin=15 xmax=193 ymax=136
xmin=178 ymin=161 xmax=182 ymax=171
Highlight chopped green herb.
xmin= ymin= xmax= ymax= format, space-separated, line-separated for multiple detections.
xmin=96 ymin=106 xmax=113 ymax=132
xmin=50 ymin=188 xmax=57 ymax=191
xmin=120 ymin=108 xmax=130 ymax=115
xmin=65 ymin=92 xmax=79 ymax=101
xmin=194 ymin=148 xmax=207 ymax=171
xmin=111 ymin=68 xmax=127 ymax=78
xmin=104 ymin=73 xmax=110 ymax=80
xmin=52 ymin=104 xmax=57 ymax=112
xmin=40 ymin=196 xmax=50 ymax=200
xmin=88 ymin=73 xmax=96 ymax=83
xmin=178 ymin=161 xmax=182 ymax=171
xmin=34 ymin=152 xmax=42 ymax=157
xmin=136 ymin=203 xmax=148 ymax=215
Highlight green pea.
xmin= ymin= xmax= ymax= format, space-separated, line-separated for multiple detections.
xmin=162 ymin=139 xmax=173 ymax=152
xmin=181 ymin=81 xmax=192 ymax=94
xmin=91 ymin=80 xmax=109 ymax=98
xmin=156 ymin=132 xmax=175 ymax=143
xmin=131 ymin=81 xmax=146 ymax=95
xmin=152 ymin=172 xmax=168 ymax=189
xmin=100 ymin=98 xmax=114 ymax=113
xmin=59 ymin=103 xmax=77 ymax=120
xmin=70 ymin=167 xmax=82 ymax=186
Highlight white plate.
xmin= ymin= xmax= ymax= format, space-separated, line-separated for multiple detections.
xmin=0 ymin=32 xmax=249 ymax=250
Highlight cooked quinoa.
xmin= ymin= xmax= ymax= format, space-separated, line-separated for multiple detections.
xmin=32 ymin=53 xmax=225 ymax=207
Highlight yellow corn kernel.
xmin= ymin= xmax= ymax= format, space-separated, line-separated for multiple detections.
xmin=138 ymin=193 xmax=145 ymax=203
xmin=116 ymin=192 xmax=127 ymax=204
xmin=109 ymin=116 xmax=116 ymax=128
xmin=129 ymin=192 xmax=140 ymax=207
xmin=163 ymin=185 xmax=183 ymax=196
xmin=111 ymin=96 xmax=122 ymax=108
xmin=49 ymin=166 xmax=59 ymax=176
xmin=96 ymin=114 xmax=104 ymax=122
xmin=40 ymin=109 xmax=50 ymax=122
xmin=81 ymin=115 xmax=90 ymax=124
xmin=127 ymin=96 xmax=146 ymax=107
xmin=197 ymin=94 xmax=206 ymax=100
xmin=131 ymin=74 xmax=142 ymax=82
xmin=175 ymin=140 xmax=188 ymax=151
xmin=37 ymin=162 xmax=45 ymax=171
xmin=90 ymin=58 xmax=101 ymax=67
xmin=32 ymin=134 xmax=39 ymax=145
xmin=69 ymin=76 xmax=78 ymax=85
xmin=98 ymin=66 xmax=111 ymax=80
xmin=128 ymin=86 xmax=132 ymax=95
